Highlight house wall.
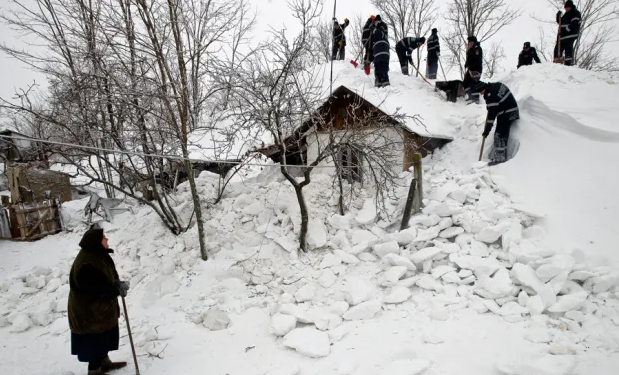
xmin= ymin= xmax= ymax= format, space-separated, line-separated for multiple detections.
xmin=306 ymin=127 xmax=406 ymax=180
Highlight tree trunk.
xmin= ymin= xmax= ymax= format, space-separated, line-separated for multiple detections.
xmin=182 ymin=153 xmax=208 ymax=260
xmin=294 ymin=184 xmax=310 ymax=252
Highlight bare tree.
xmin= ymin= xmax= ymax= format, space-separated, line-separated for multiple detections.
xmin=229 ymin=0 xmax=417 ymax=251
xmin=483 ymin=43 xmax=506 ymax=78
xmin=348 ymin=13 xmax=367 ymax=65
xmin=310 ymin=19 xmax=333 ymax=63
xmin=443 ymin=0 xmax=521 ymax=77
xmin=0 ymin=0 xmax=255 ymax=260
xmin=534 ymin=0 xmax=619 ymax=70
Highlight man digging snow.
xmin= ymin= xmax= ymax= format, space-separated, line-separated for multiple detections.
xmin=471 ymin=72 xmax=519 ymax=166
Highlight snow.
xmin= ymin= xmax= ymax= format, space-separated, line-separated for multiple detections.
xmin=3 ymin=64 xmax=619 ymax=375
xmin=282 ymin=327 xmax=330 ymax=358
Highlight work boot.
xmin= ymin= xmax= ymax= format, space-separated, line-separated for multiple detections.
xmin=401 ymin=65 xmax=409 ymax=75
xmin=100 ymin=356 xmax=127 ymax=372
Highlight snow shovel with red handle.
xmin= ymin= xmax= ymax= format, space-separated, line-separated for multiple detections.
xmin=122 ymin=296 xmax=141 ymax=375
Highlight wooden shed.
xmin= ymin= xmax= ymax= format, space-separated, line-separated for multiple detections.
xmin=7 ymin=165 xmax=72 ymax=204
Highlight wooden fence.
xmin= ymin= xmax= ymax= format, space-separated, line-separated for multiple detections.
xmin=10 ymin=199 xmax=63 ymax=240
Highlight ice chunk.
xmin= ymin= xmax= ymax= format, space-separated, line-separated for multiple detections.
xmin=410 ymin=247 xmax=443 ymax=265
xmin=283 ymin=327 xmax=330 ymax=358
xmin=295 ymin=283 xmax=316 ymax=303
xmin=383 ymin=286 xmax=412 ymax=304
xmin=355 ymin=199 xmax=377 ymax=225
xmin=468 ymin=240 xmax=490 ymax=257
xmin=374 ymin=241 xmax=401 ymax=258
xmin=380 ymin=266 xmax=408 ymax=287
xmin=333 ymin=250 xmax=359 ymax=265
xmin=383 ymin=253 xmax=417 ymax=271
xmin=475 ymin=268 xmax=515 ymax=299
xmin=203 ymin=310 xmax=231 ymax=331
xmin=526 ymin=295 xmax=545 ymax=315
xmin=476 ymin=222 xmax=510 ymax=243
xmin=271 ymin=314 xmax=297 ymax=336
xmin=536 ymin=255 xmax=575 ymax=282
xmin=318 ymin=269 xmax=338 ymax=288
xmin=345 ymin=278 xmax=373 ymax=305
xmin=424 ymin=201 xmax=463 ymax=217
xmin=328 ymin=214 xmax=351 ymax=230
xmin=431 ymin=265 xmax=456 ymax=279
xmin=439 ymin=227 xmax=464 ymax=239
xmin=274 ymin=237 xmax=298 ymax=253
xmin=414 ymin=226 xmax=441 ymax=242
xmin=391 ymin=228 xmax=418 ymax=246
xmin=429 ymin=181 xmax=459 ymax=202
xmin=307 ymin=220 xmax=328 ymax=249
xmin=442 ymin=272 xmax=461 ymax=284
xmin=511 ymin=264 xmax=557 ymax=307
xmin=10 ymin=314 xmax=33 ymax=333
xmin=314 ymin=313 xmax=343 ymax=331
xmin=358 ymin=253 xmax=377 ymax=262
xmin=351 ymin=229 xmax=378 ymax=246
xmin=417 ymin=274 xmax=441 ymax=291
xmin=343 ymin=300 xmax=382 ymax=320
xmin=548 ymin=291 xmax=588 ymax=313
xmin=319 ymin=253 xmax=342 ymax=269
xmin=583 ymin=272 xmax=619 ymax=294
xmin=518 ymin=291 xmax=529 ymax=307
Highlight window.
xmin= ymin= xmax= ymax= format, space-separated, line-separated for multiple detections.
xmin=337 ymin=146 xmax=362 ymax=183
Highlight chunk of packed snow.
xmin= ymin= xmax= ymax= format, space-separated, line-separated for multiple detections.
xmin=383 ymin=253 xmax=417 ymax=271
xmin=328 ymin=214 xmax=351 ymax=230
xmin=355 ymin=199 xmax=377 ymax=225
xmin=476 ymin=221 xmax=510 ymax=243
xmin=525 ymin=327 xmax=552 ymax=343
xmin=391 ymin=228 xmax=418 ymax=245
xmin=442 ymin=272 xmax=461 ymax=284
xmin=429 ymin=308 xmax=449 ymax=321
xmin=415 ymin=227 xmax=441 ymax=242
xmin=383 ymin=286 xmax=412 ymax=304
xmin=380 ymin=266 xmax=408 ymax=286
xmin=374 ymin=241 xmax=401 ymax=258
xmin=307 ymin=220 xmax=328 ymax=249
xmin=526 ymin=295 xmax=545 ymax=315
xmin=410 ymin=214 xmax=441 ymax=227
xmin=495 ymin=354 xmax=576 ymax=375
xmin=319 ymin=253 xmax=342 ymax=269
xmin=282 ymin=327 xmax=330 ymax=358
xmin=345 ymin=278 xmax=373 ymax=305
xmin=437 ymin=217 xmax=453 ymax=231
xmin=203 ymin=310 xmax=231 ymax=331
xmin=274 ymin=237 xmax=298 ymax=253
xmin=431 ymin=265 xmax=456 ymax=279
xmin=411 ymin=247 xmax=443 ymax=265
xmin=548 ymin=290 xmax=588 ymax=313
xmin=333 ymin=250 xmax=359 ymax=264
xmin=511 ymin=264 xmax=557 ymax=307
xmin=417 ymin=274 xmax=441 ymax=291
xmin=583 ymin=272 xmax=619 ymax=294
xmin=271 ymin=314 xmax=297 ymax=336
xmin=425 ymin=201 xmax=463 ymax=217
xmin=343 ymin=300 xmax=382 ymax=320
xmin=358 ymin=253 xmax=378 ymax=262
xmin=536 ymin=255 xmax=575 ymax=282
xmin=328 ymin=325 xmax=349 ymax=343
xmin=469 ymin=240 xmax=490 ymax=257
xmin=314 ymin=313 xmax=343 ymax=331
xmin=440 ymin=226 xmax=464 ymax=238
xmin=295 ymin=283 xmax=316 ymax=303
xmin=351 ymin=229 xmax=378 ymax=246
xmin=318 ymin=269 xmax=338 ymax=288
xmin=10 ymin=314 xmax=33 ymax=333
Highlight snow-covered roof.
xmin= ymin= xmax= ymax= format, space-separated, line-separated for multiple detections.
xmin=318 ymin=63 xmax=455 ymax=140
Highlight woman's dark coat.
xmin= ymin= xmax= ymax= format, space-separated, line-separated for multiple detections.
xmin=68 ymin=228 xmax=120 ymax=335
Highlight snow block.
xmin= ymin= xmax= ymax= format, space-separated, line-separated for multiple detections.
xmin=282 ymin=327 xmax=331 ymax=358
xmin=271 ymin=313 xmax=297 ymax=336
xmin=343 ymin=300 xmax=382 ymax=320
xmin=383 ymin=253 xmax=417 ymax=271
xmin=307 ymin=220 xmax=328 ymax=249
xmin=373 ymin=241 xmax=400 ymax=258
xmin=344 ymin=278 xmax=373 ymax=305
xmin=380 ymin=266 xmax=408 ymax=287
xmin=383 ymin=286 xmax=412 ymax=304
xmin=391 ymin=228 xmax=418 ymax=245
xmin=203 ymin=310 xmax=231 ymax=331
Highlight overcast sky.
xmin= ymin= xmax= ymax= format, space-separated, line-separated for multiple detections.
xmin=0 ymin=0 xmax=615 ymax=111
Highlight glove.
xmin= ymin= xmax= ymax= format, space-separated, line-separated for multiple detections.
xmin=482 ymin=125 xmax=492 ymax=138
xmin=436 ymin=51 xmax=440 ymax=58
xmin=338 ymin=40 xmax=343 ymax=46
xmin=557 ymin=11 xmax=562 ymax=17
xmin=344 ymin=18 xmax=349 ymax=23
xmin=116 ymin=280 xmax=130 ymax=297
xmin=408 ymin=57 xmax=413 ymax=65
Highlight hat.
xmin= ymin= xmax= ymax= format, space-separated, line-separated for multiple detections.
xmin=432 ymin=28 xmax=437 ymax=33
xmin=473 ymin=81 xmax=487 ymax=93
xmin=374 ymin=15 xmax=382 ymax=22
xmin=564 ymin=0 xmax=574 ymax=7
xmin=467 ymin=36 xmax=477 ymax=43
xmin=523 ymin=41 xmax=531 ymax=47
xmin=370 ymin=15 xmax=375 ymax=20
xmin=419 ymin=37 xmax=426 ymax=44
xmin=79 ymin=228 xmax=105 ymax=250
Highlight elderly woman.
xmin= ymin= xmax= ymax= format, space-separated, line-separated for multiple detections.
xmin=68 ymin=227 xmax=130 ymax=375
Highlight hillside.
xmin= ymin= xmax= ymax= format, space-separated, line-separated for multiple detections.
xmin=1 ymin=62 xmax=619 ymax=375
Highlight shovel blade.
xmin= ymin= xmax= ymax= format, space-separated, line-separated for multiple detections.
xmin=364 ymin=64 xmax=371 ymax=75
xmin=350 ymin=60 xmax=358 ymax=68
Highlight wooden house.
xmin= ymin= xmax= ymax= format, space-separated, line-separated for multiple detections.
xmin=0 ymin=129 xmax=47 ymax=165
xmin=255 ymin=85 xmax=453 ymax=181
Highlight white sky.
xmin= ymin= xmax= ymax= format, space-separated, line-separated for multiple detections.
xmin=0 ymin=0 xmax=616 ymax=105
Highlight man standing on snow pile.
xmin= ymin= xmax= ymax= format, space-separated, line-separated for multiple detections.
xmin=517 ymin=42 xmax=541 ymax=68
xmin=426 ymin=28 xmax=440 ymax=79
xmin=395 ymin=36 xmax=426 ymax=75
xmin=362 ymin=15 xmax=376 ymax=71
xmin=554 ymin=0 xmax=581 ymax=65
xmin=372 ymin=15 xmax=390 ymax=87
xmin=471 ymin=72 xmax=519 ymax=166
xmin=332 ymin=17 xmax=350 ymax=61
xmin=463 ymin=36 xmax=483 ymax=104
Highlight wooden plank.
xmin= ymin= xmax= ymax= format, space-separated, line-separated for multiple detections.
xmin=25 ymin=207 xmax=50 ymax=239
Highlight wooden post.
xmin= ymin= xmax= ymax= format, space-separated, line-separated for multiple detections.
xmin=400 ymin=178 xmax=417 ymax=230
xmin=412 ymin=153 xmax=423 ymax=213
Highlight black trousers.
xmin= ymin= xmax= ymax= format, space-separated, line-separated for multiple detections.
xmin=395 ymin=46 xmax=409 ymax=75
xmin=427 ymin=52 xmax=438 ymax=79
xmin=554 ymin=37 xmax=575 ymax=66
xmin=374 ymin=60 xmax=390 ymax=87
xmin=462 ymin=70 xmax=481 ymax=102
xmin=492 ymin=117 xmax=516 ymax=163
xmin=332 ymin=44 xmax=345 ymax=60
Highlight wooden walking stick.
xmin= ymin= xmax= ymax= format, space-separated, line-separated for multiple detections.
xmin=122 ymin=297 xmax=140 ymax=375
xmin=410 ymin=60 xmax=432 ymax=86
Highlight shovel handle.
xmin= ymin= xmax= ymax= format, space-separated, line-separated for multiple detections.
xmin=478 ymin=136 xmax=486 ymax=161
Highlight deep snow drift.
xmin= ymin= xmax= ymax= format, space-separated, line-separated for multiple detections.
xmin=1 ymin=63 xmax=619 ymax=375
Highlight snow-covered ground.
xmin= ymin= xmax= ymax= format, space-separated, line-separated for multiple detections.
xmin=2 ymin=63 xmax=619 ymax=375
